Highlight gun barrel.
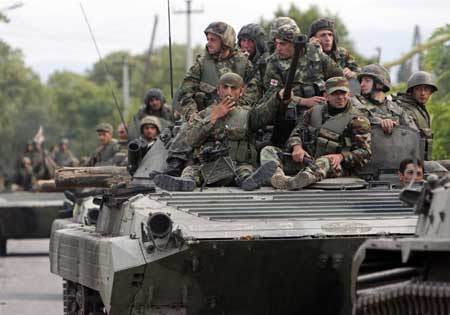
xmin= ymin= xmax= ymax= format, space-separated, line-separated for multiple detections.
xmin=283 ymin=35 xmax=307 ymax=101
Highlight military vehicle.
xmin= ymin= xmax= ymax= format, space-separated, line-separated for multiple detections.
xmin=351 ymin=174 xmax=450 ymax=315
xmin=49 ymin=123 xmax=450 ymax=314
xmin=0 ymin=191 xmax=66 ymax=256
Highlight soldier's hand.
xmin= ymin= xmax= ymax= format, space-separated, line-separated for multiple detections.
xmin=343 ymin=68 xmax=356 ymax=79
xmin=292 ymin=145 xmax=310 ymax=163
xmin=380 ymin=119 xmax=398 ymax=134
xmin=325 ymin=153 xmax=344 ymax=169
xmin=211 ymin=96 xmax=235 ymax=124
xmin=309 ymin=37 xmax=321 ymax=47
xmin=278 ymin=88 xmax=293 ymax=103
xmin=298 ymin=96 xmax=326 ymax=108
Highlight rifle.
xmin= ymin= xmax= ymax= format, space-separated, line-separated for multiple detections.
xmin=282 ymin=34 xmax=308 ymax=101
xmin=277 ymin=151 xmax=319 ymax=171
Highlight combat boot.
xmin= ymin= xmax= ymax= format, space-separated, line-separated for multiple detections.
xmin=270 ymin=167 xmax=290 ymax=190
xmin=153 ymin=174 xmax=195 ymax=191
xmin=288 ymin=171 xmax=317 ymax=190
xmin=165 ymin=157 xmax=185 ymax=176
xmin=240 ymin=161 xmax=277 ymax=191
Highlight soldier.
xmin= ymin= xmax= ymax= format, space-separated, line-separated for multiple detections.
xmin=139 ymin=116 xmax=161 ymax=157
xmin=263 ymin=23 xmax=343 ymax=148
xmin=261 ymin=77 xmax=371 ymax=190
xmin=353 ymin=64 xmax=417 ymax=134
xmin=238 ymin=23 xmax=269 ymax=93
xmin=53 ymin=138 xmax=79 ymax=167
xmin=177 ymin=21 xmax=260 ymax=120
xmin=393 ymin=71 xmax=438 ymax=160
xmin=88 ymin=123 xmax=121 ymax=166
xmin=154 ymin=73 xmax=286 ymax=192
xmin=398 ymin=158 xmax=424 ymax=187
xmin=267 ymin=17 xmax=298 ymax=54
xmin=13 ymin=156 xmax=35 ymax=191
xmin=308 ymin=18 xmax=359 ymax=79
xmin=117 ymin=123 xmax=129 ymax=150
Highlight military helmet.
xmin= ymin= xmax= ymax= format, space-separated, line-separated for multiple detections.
xmin=357 ymin=64 xmax=391 ymax=92
xmin=204 ymin=21 xmax=236 ymax=48
xmin=96 ymin=122 xmax=113 ymax=134
xmin=60 ymin=138 xmax=69 ymax=145
xmin=269 ymin=17 xmax=299 ymax=42
xmin=275 ymin=23 xmax=301 ymax=43
xmin=144 ymin=88 xmax=166 ymax=105
xmin=237 ymin=23 xmax=268 ymax=56
xmin=140 ymin=115 xmax=161 ymax=133
xmin=406 ymin=71 xmax=438 ymax=93
xmin=308 ymin=18 xmax=338 ymax=48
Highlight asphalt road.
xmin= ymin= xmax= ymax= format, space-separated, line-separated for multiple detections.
xmin=0 ymin=239 xmax=63 ymax=315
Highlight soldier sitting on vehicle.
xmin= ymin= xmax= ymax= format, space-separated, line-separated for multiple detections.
xmin=53 ymin=138 xmax=79 ymax=167
xmin=353 ymin=64 xmax=417 ymax=134
xmin=398 ymin=158 xmax=424 ymax=187
xmin=12 ymin=156 xmax=36 ymax=191
xmin=88 ymin=123 xmax=121 ymax=166
xmin=393 ymin=71 xmax=438 ymax=160
xmin=153 ymin=72 xmax=287 ymax=192
xmin=262 ymin=77 xmax=371 ymax=190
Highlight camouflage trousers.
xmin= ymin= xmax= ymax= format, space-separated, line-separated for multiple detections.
xmin=260 ymin=145 xmax=343 ymax=180
xmin=181 ymin=162 xmax=254 ymax=187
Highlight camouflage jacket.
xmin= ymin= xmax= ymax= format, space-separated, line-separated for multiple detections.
xmin=393 ymin=93 xmax=430 ymax=131
xmin=287 ymin=101 xmax=372 ymax=170
xmin=184 ymin=93 xmax=282 ymax=166
xmin=327 ymin=46 xmax=360 ymax=72
xmin=178 ymin=47 xmax=261 ymax=120
xmin=353 ymin=95 xmax=418 ymax=130
xmin=88 ymin=139 xmax=121 ymax=166
xmin=53 ymin=150 xmax=79 ymax=167
xmin=263 ymin=43 xmax=343 ymax=94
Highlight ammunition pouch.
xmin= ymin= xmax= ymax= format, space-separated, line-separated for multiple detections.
xmin=228 ymin=140 xmax=257 ymax=166
xmin=285 ymin=103 xmax=298 ymax=121
xmin=300 ymin=82 xmax=325 ymax=98
xmin=315 ymin=128 xmax=342 ymax=157
xmin=421 ymin=128 xmax=433 ymax=160
xmin=200 ymin=156 xmax=236 ymax=185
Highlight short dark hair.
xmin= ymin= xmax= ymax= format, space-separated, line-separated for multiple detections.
xmin=399 ymin=158 xmax=424 ymax=174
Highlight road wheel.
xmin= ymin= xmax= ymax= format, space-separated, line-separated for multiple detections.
xmin=63 ymin=279 xmax=106 ymax=315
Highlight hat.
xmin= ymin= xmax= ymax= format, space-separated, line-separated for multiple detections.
xmin=96 ymin=123 xmax=113 ymax=133
xmin=219 ymin=72 xmax=244 ymax=88
xmin=325 ymin=77 xmax=350 ymax=94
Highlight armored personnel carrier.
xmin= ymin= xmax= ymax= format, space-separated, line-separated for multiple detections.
xmin=352 ymin=174 xmax=450 ymax=315
xmin=0 ymin=191 xmax=66 ymax=256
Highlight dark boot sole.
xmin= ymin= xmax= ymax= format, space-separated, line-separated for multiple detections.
xmin=154 ymin=174 xmax=196 ymax=191
xmin=241 ymin=161 xmax=278 ymax=191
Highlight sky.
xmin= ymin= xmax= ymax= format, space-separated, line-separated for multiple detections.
xmin=1 ymin=0 xmax=449 ymax=82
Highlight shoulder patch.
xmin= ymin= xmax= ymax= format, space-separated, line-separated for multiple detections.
xmin=270 ymin=79 xmax=279 ymax=87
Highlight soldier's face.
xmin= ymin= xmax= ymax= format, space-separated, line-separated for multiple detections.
xmin=60 ymin=143 xmax=68 ymax=151
xmin=315 ymin=30 xmax=334 ymax=52
xmin=360 ymin=77 xmax=374 ymax=94
xmin=206 ymin=33 xmax=223 ymax=55
xmin=275 ymin=39 xmax=294 ymax=59
xmin=148 ymin=98 xmax=162 ymax=111
xmin=326 ymin=90 xmax=350 ymax=108
xmin=412 ymin=85 xmax=434 ymax=105
xmin=97 ymin=131 xmax=112 ymax=146
xmin=240 ymin=38 xmax=256 ymax=58
xmin=399 ymin=163 xmax=424 ymax=185
xmin=218 ymin=84 xmax=243 ymax=102
xmin=118 ymin=128 xmax=128 ymax=140
xmin=142 ymin=124 xmax=159 ymax=141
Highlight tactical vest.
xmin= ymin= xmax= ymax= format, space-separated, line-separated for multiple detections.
xmin=202 ymin=107 xmax=257 ymax=166
xmin=308 ymin=104 xmax=354 ymax=158
xmin=200 ymin=52 xmax=248 ymax=93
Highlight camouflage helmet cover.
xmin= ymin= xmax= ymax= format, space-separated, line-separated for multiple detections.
xmin=204 ymin=21 xmax=236 ymax=48
xmin=357 ymin=64 xmax=391 ymax=92
xmin=237 ymin=23 xmax=268 ymax=55
xmin=140 ymin=115 xmax=162 ymax=133
xmin=406 ymin=71 xmax=438 ymax=93
xmin=269 ymin=17 xmax=299 ymax=41
xmin=144 ymin=88 xmax=166 ymax=105
xmin=275 ymin=23 xmax=301 ymax=43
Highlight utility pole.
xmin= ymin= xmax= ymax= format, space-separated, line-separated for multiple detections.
xmin=122 ymin=56 xmax=130 ymax=118
xmin=142 ymin=14 xmax=159 ymax=98
xmin=412 ymin=25 xmax=422 ymax=72
xmin=174 ymin=0 xmax=203 ymax=71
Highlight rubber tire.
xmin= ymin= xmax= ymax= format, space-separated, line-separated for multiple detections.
xmin=0 ymin=237 xmax=6 ymax=256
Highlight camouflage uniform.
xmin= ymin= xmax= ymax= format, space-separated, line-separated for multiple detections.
xmin=238 ymin=23 xmax=270 ymax=95
xmin=130 ymin=88 xmax=173 ymax=140
xmin=88 ymin=123 xmax=121 ymax=166
xmin=308 ymin=18 xmax=359 ymax=72
xmin=54 ymin=150 xmax=79 ymax=167
xmin=353 ymin=64 xmax=417 ymax=130
xmin=178 ymin=22 xmax=260 ymax=120
xmin=393 ymin=71 xmax=438 ymax=160
xmin=261 ymin=77 xmax=371 ymax=189
xmin=263 ymin=23 xmax=343 ymax=148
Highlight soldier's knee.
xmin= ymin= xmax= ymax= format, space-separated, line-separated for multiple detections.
xmin=260 ymin=146 xmax=281 ymax=163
